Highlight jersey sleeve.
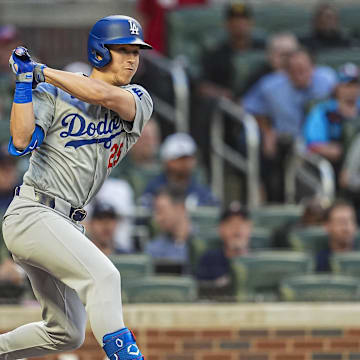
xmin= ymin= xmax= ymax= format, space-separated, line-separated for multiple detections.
xmin=32 ymin=83 xmax=57 ymax=135
xmin=122 ymin=84 xmax=153 ymax=137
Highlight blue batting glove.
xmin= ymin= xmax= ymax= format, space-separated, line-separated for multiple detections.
xmin=33 ymin=63 xmax=47 ymax=89
xmin=9 ymin=46 xmax=34 ymax=83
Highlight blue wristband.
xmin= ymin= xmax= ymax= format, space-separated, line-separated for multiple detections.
xmin=14 ymin=82 xmax=32 ymax=104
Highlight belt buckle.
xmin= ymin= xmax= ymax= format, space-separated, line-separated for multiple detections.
xmin=71 ymin=208 xmax=87 ymax=222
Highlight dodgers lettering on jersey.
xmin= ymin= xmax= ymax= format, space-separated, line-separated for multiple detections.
xmin=60 ymin=113 xmax=123 ymax=149
xmin=22 ymin=83 xmax=153 ymax=208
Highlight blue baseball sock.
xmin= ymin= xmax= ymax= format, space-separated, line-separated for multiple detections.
xmin=103 ymin=328 xmax=143 ymax=360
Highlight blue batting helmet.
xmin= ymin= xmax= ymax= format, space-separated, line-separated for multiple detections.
xmin=88 ymin=15 xmax=152 ymax=68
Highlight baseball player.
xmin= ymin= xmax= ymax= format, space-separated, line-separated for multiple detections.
xmin=0 ymin=15 xmax=152 ymax=360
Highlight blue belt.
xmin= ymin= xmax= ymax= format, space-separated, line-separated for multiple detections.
xmin=14 ymin=186 xmax=87 ymax=222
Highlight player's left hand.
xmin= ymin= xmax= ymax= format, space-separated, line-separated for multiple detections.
xmin=33 ymin=62 xmax=47 ymax=88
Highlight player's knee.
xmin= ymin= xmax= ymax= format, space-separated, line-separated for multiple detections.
xmin=70 ymin=327 xmax=85 ymax=350
xmin=63 ymin=328 xmax=85 ymax=351
xmin=50 ymin=326 xmax=85 ymax=351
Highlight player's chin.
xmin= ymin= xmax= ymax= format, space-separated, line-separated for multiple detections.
xmin=115 ymin=73 xmax=134 ymax=86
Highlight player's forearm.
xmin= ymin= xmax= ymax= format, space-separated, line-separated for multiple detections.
xmin=43 ymin=68 xmax=136 ymax=121
xmin=44 ymin=68 xmax=108 ymax=104
xmin=10 ymin=103 xmax=35 ymax=150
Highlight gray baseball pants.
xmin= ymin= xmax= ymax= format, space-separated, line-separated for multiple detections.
xmin=0 ymin=185 xmax=125 ymax=359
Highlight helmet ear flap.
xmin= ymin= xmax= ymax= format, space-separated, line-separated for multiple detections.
xmin=88 ymin=34 xmax=112 ymax=68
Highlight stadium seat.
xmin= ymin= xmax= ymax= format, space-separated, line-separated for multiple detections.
xmin=189 ymin=206 xmax=220 ymax=233
xmin=316 ymin=49 xmax=360 ymax=69
xmin=108 ymin=254 xmax=153 ymax=286
xmin=339 ymin=4 xmax=360 ymax=35
xmin=331 ymin=251 xmax=360 ymax=277
xmin=250 ymin=227 xmax=272 ymax=250
xmin=166 ymin=5 xmax=225 ymax=76
xmin=252 ymin=205 xmax=303 ymax=230
xmin=280 ymin=274 xmax=360 ymax=302
xmin=124 ymin=276 xmax=197 ymax=303
xmin=288 ymin=226 xmax=328 ymax=253
xmin=252 ymin=4 xmax=311 ymax=34
xmin=231 ymin=251 xmax=313 ymax=301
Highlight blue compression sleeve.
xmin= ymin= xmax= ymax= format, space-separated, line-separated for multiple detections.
xmin=13 ymin=82 xmax=32 ymax=104
xmin=8 ymin=125 xmax=45 ymax=156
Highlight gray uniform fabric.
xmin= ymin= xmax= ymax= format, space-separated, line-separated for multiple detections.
xmin=25 ymin=82 xmax=152 ymax=208
xmin=0 ymin=82 xmax=153 ymax=359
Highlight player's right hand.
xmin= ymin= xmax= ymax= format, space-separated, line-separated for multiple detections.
xmin=9 ymin=46 xmax=34 ymax=75
xmin=9 ymin=46 xmax=34 ymax=83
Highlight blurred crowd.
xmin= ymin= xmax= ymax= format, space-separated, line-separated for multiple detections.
xmin=2 ymin=1 xmax=360 ymax=303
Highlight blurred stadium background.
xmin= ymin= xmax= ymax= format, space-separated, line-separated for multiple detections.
xmin=2 ymin=0 xmax=360 ymax=359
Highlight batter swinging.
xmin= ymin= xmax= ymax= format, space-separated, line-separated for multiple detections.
xmin=0 ymin=15 xmax=152 ymax=360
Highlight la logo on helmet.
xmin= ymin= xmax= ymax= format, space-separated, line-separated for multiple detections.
xmin=128 ymin=20 xmax=139 ymax=35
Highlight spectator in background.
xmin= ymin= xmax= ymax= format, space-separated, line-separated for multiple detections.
xmin=85 ymin=178 xmax=135 ymax=253
xmin=63 ymin=61 xmax=92 ymax=76
xmin=112 ymin=118 xmax=162 ymax=201
xmin=196 ymin=202 xmax=252 ymax=295
xmin=137 ymin=0 xmax=207 ymax=54
xmin=243 ymin=48 xmax=337 ymax=202
xmin=198 ymin=2 xmax=266 ymax=100
xmin=339 ymin=133 xmax=360 ymax=222
xmin=146 ymin=186 xmax=196 ymax=274
xmin=0 ymin=25 xmax=19 ymax=72
xmin=304 ymin=63 xmax=360 ymax=184
xmin=0 ymin=146 xmax=19 ymax=215
xmin=87 ymin=202 xmax=121 ymax=257
xmin=242 ymin=32 xmax=299 ymax=94
xmin=272 ymin=197 xmax=327 ymax=248
xmin=300 ymin=3 xmax=353 ymax=51
xmin=316 ymin=199 xmax=357 ymax=272
xmin=141 ymin=133 xmax=218 ymax=209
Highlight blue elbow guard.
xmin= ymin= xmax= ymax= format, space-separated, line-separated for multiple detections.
xmin=8 ymin=125 xmax=44 ymax=157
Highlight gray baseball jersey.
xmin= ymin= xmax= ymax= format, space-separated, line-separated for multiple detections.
xmin=24 ymin=81 xmax=153 ymax=208
xmin=0 ymin=80 xmax=153 ymax=359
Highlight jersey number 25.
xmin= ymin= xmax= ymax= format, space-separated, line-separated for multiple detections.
xmin=108 ymin=143 xmax=124 ymax=169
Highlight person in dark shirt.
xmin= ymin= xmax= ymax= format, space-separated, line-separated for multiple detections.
xmin=196 ymin=202 xmax=252 ymax=293
xmin=198 ymin=2 xmax=266 ymax=100
xmin=316 ymin=199 xmax=357 ymax=272
xmin=87 ymin=202 xmax=127 ymax=257
xmin=300 ymin=3 xmax=353 ymax=51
